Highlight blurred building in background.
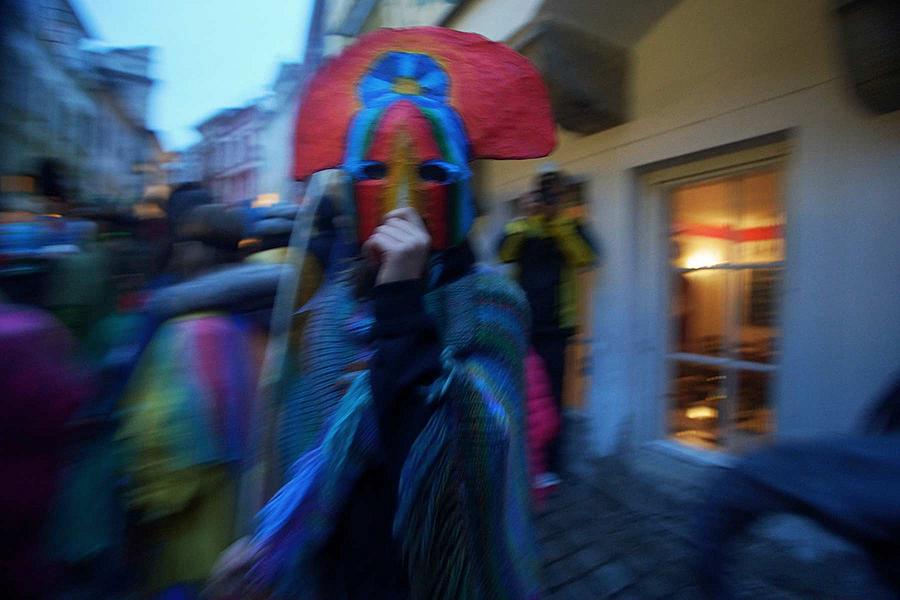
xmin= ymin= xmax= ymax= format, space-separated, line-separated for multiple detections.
xmin=193 ymin=61 xmax=311 ymax=208
xmin=183 ymin=0 xmax=326 ymax=207
xmin=321 ymin=0 xmax=461 ymax=54
xmin=321 ymin=0 xmax=900 ymax=456
xmin=164 ymin=142 xmax=204 ymax=187
xmin=257 ymin=62 xmax=310 ymax=207
xmin=196 ymin=104 xmax=263 ymax=206
xmin=0 ymin=0 xmax=165 ymax=204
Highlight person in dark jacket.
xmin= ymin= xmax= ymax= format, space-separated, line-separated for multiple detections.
xmin=498 ymin=168 xmax=598 ymax=480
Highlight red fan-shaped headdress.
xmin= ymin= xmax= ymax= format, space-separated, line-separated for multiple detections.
xmin=293 ymin=26 xmax=556 ymax=180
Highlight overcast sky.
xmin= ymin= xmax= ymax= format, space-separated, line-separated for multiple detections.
xmin=77 ymin=0 xmax=313 ymax=150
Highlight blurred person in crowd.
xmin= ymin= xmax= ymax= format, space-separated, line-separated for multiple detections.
xmin=498 ymin=167 xmax=598 ymax=483
xmin=37 ymin=158 xmax=73 ymax=215
xmin=166 ymin=183 xmax=214 ymax=239
xmin=114 ymin=201 xmax=281 ymax=599
xmin=43 ymin=207 xmax=161 ymax=600
xmin=0 ymin=304 xmax=93 ymax=598
xmin=206 ymin=27 xmax=556 ymax=600
xmin=0 ymin=194 xmax=116 ymax=340
xmin=166 ymin=202 xmax=244 ymax=280
xmin=246 ymin=191 xmax=354 ymax=275
xmin=135 ymin=195 xmax=173 ymax=289
xmin=0 ymin=220 xmax=53 ymax=306
xmin=155 ymin=183 xmax=215 ymax=286
xmin=695 ymin=375 xmax=900 ymax=598
xmin=43 ymin=213 xmax=117 ymax=341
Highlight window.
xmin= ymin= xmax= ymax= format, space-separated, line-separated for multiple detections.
xmin=667 ymin=167 xmax=784 ymax=450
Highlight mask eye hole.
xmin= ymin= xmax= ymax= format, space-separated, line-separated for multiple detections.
xmin=418 ymin=162 xmax=451 ymax=184
xmin=361 ymin=162 xmax=388 ymax=180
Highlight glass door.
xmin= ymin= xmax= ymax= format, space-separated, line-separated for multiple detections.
xmin=666 ymin=167 xmax=785 ymax=450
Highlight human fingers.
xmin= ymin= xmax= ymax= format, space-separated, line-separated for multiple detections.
xmin=374 ymin=221 xmax=409 ymax=244
xmin=362 ymin=231 xmax=403 ymax=266
xmin=361 ymin=235 xmax=384 ymax=266
xmin=383 ymin=207 xmax=427 ymax=232
xmin=381 ymin=215 xmax=430 ymax=247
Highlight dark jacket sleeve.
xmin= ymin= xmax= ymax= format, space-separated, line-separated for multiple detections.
xmin=370 ymin=280 xmax=442 ymax=478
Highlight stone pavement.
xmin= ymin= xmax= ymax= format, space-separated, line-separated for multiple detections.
xmin=534 ymin=454 xmax=703 ymax=599
xmin=535 ymin=414 xmax=896 ymax=599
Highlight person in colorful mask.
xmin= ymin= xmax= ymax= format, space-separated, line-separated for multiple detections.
xmin=342 ymin=50 xmax=475 ymax=251
xmin=208 ymin=27 xmax=556 ymax=600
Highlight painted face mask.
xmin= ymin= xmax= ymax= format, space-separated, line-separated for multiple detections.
xmin=344 ymin=53 xmax=473 ymax=248
xmin=293 ymin=27 xmax=557 ymax=249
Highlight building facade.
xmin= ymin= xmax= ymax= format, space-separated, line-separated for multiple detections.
xmin=0 ymin=0 xmax=163 ymax=204
xmin=196 ymin=104 xmax=264 ymax=205
xmin=256 ymin=62 xmax=310 ymax=206
xmin=190 ymin=2 xmax=325 ymax=207
xmin=165 ymin=142 xmax=204 ymax=187
xmin=322 ymin=0 xmax=900 ymax=457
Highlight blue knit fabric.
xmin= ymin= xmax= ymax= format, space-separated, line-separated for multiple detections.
xmin=276 ymin=280 xmax=366 ymax=481
xmin=256 ymin=268 xmax=539 ymax=599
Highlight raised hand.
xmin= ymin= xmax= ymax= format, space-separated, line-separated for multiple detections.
xmin=361 ymin=207 xmax=431 ymax=285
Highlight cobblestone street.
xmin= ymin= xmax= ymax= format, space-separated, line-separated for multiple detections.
xmin=536 ymin=415 xmax=896 ymax=600
xmin=535 ymin=456 xmax=703 ymax=599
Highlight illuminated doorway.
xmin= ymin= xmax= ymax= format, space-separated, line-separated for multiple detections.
xmin=666 ymin=167 xmax=785 ymax=450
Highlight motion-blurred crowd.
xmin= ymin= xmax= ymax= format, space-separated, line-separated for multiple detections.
xmin=1 ymin=152 xmax=604 ymax=597
xmin=0 ymin=178 xmax=336 ymax=598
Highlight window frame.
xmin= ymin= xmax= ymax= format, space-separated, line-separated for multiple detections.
xmin=640 ymin=141 xmax=790 ymax=451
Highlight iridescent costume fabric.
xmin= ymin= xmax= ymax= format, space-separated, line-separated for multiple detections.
xmin=255 ymin=267 xmax=540 ymax=599
xmin=275 ymin=278 xmax=367 ymax=479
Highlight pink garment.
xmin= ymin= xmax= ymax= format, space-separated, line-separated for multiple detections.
xmin=524 ymin=348 xmax=560 ymax=507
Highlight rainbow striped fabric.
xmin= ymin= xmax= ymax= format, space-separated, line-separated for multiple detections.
xmin=119 ymin=314 xmax=256 ymax=473
xmin=117 ymin=313 xmax=259 ymax=590
xmin=253 ymin=269 xmax=540 ymax=599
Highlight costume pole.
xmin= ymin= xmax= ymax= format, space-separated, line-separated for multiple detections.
xmin=237 ymin=170 xmax=330 ymax=535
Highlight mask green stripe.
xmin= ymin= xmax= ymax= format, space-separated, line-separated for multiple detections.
xmin=420 ymin=107 xmax=458 ymax=164
xmin=360 ymin=108 xmax=385 ymax=156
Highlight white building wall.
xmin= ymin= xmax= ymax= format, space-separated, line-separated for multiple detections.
xmin=444 ymin=0 xmax=542 ymax=40
xmin=258 ymin=78 xmax=305 ymax=205
xmin=364 ymin=0 xmax=467 ymax=29
xmin=259 ymin=106 xmax=297 ymax=203
xmin=198 ymin=106 xmax=265 ymax=205
xmin=445 ymin=0 xmax=900 ymax=452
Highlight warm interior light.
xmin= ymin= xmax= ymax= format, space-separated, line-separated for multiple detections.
xmin=685 ymin=406 xmax=718 ymax=420
xmin=252 ymin=193 xmax=280 ymax=208
xmin=143 ymin=184 xmax=170 ymax=199
xmin=684 ymin=248 xmax=722 ymax=269
xmin=133 ymin=203 xmax=165 ymax=219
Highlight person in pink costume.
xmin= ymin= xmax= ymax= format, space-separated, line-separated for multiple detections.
xmin=525 ymin=348 xmax=561 ymax=507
